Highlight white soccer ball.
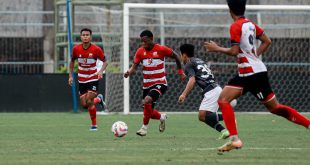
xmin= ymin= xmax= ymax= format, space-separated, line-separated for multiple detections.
xmin=111 ymin=121 xmax=128 ymax=137
xmin=230 ymin=99 xmax=237 ymax=108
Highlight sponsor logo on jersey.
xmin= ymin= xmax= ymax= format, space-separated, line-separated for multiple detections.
xmin=153 ymin=52 xmax=158 ymax=57
xmin=147 ymin=58 xmax=153 ymax=65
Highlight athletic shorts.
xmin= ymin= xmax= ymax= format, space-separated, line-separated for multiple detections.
xmin=199 ymin=86 xmax=222 ymax=112
xmin=78 ymin=81 xmax=99 ymax=96
xmin=143 ymin=84 xmax=167 ymax=102
xmin=227 ymin=72 xmax=275 ymax=102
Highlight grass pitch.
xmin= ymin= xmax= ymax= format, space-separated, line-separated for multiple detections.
xmin=0 ymin=112 xmax=309 ymax=165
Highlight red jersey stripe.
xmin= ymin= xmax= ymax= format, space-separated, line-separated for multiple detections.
xmin=79 ymin=63 xmax=97 ymax=68
xmin=238 ymin=57 xmax=249 ymax=64
xmin=143 ymin=72 xmax=166 ymax=79
xmin=78 ymin=75 xmax=99 ymax=82
xmin=143 ymin=63 xmax=164 ymax=71
xmin=78 ymin=69 xmax=97 ymax=75
xmin=239 ymin=67 xmax=254 ymax=74
xmin=143 ymin=80 xmax=167 ymax=88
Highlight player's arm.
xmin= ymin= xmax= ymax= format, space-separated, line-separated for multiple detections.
xmin=97 ymin=60 xmax=108 ymax=79
xmin=171 ymin=51 xmax=186 ymax=80
xmin=256 ymin=33 xmax=271 ymax=56
xmin=68 ymin=48 xmax=76 ymax=86
xmin=96 ymin=47 xmax=108 ymax=79
xmin=178 ymin=76 xmax=196 ymax=104
xmin=204 ymin=41 xmax=239 ymax=56
xmin=124 ymin=63 xmax=139 ymax=78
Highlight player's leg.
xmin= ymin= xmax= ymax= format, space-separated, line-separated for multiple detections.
xmin=84 ymin=81 xmax=100 ymax=131
xmin=95 ymin=94 xmax=106 ymax=111
xmin=251 ymin=72 xmax=310 ymax=129
xmin=85 ymin=91 xmax=98 ymax=131
xmin=264 ymin=96 xmax=310 ymax=128
xmin=148 ymin=85 xmax=168 ymax=133
xmin=217 ymin=86 xmax=243 ymax=153
xmin=198 ymin=86 xmax=229 ymax=139
xmin=136 ymin=85 xmax=167 ymax=136
xmin=78 ymin=83 xmax=88 ymax=109
xmin=136 ymin=88 xmax=152 ymax=136
xmin=79 ymin=94 xmax=88 ymax=109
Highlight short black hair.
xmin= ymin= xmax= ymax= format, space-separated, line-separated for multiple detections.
xmin=80 ymin=28 xmax=92 ymax=35
xmin=227 ymin=0 xmax=246 ymax=16
xmin=180 ymin=44 xmax=195 ymax=57
xmin=140 ymin=30 xmax=153 ymax=38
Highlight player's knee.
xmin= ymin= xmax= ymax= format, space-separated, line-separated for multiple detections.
xmin=198 ymin=115 xmax=205 ymax=122
xmin=144 ymin=96 xmax=153 ymax=104
xmin=81 ymin=103 xmax=88 ymax=109
xmin=218 ymin=98 xmax=229 ymax=105
xmin=86 ymin=99 xmax=93 ymax=107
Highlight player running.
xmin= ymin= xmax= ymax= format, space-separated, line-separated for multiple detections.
xmin=205 ymin=0 xmax=310 ymax=153
xmin=68 ymin=28 xmax=108 ymax=131
xmin=178 ymin=43 xmax=230 ymax=140
xmin=124 ymin=30 xmax=186 ymax=136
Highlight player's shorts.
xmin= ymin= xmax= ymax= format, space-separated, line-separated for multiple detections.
xmin=79 ymin=81 xmax=99 ymax=96
xmin=199 ymin=86 xmax=222 ymax=112
xmin=143 ymin=84 xmax=167 ymax=102
xmin=227 ymin=72 xmax=275 ymax=102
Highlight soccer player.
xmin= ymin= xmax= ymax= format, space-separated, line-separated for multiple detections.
xmin=68 ymin=28 xmax=108 ymax=131
xmin=205 ymin=0 xmax=310 ymax=153
xmin=124 ymin=30 xmax=186 ymax=136
xmin=178 ymin=43 xmax=230 ymax=140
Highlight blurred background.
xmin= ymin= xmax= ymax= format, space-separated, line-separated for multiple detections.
xmin=0 ymin=0 xmax=309 ymax=112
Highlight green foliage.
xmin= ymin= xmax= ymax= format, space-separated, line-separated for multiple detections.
xmin=0 ymin=113 xmax=309 ymax=165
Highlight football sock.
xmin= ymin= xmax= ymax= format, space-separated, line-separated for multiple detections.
xmin=160 ymin=113 xmax=166 ymax=121
xmin=93 ymin=97 xmax=101 ymax=105
xmin=205 ymin=112 xmax=225 ymax=132
xmin=218 ymin=100 xmax=238 ymax=136
xmin=88 ymin=105 xmax=97 ymax=126
xmin=142 ymin=125 xmax=148 ymax=129
xmin=151 ymin=109 xmax=161 ymax=120
xmin=143 ymin=103 xmax=152 ymax=125
xmin=218 ymin=113 xmax=223 ymax=121
xmin=270 ymin=104 xmax=310 ymax=128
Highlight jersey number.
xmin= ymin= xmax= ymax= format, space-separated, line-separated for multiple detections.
xmin=197 ymin=64 xmax=213 ymax=79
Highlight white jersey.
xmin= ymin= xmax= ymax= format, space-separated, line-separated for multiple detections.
xmin=230 ymin=17 xmax=267 ymax=77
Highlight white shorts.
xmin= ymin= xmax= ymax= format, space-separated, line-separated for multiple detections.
xmin=199 ymin=86 xmax=222 ymax=112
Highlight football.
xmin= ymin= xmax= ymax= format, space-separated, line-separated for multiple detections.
xmin=230 ymin=99 xmax=237 ymax=108
xmin=111 ymin=121 xmax=128 ymax=137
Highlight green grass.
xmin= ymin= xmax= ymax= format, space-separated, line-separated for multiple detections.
xmin=0 ymin=113 xmax=309 ymax=165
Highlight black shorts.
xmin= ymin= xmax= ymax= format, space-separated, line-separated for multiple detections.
xmin=143 ymin=84 xmax=167 ymax=102
xmin=79 ymin=81 xmax=99 ymax=96
xmin=227 ymin=72 xmax=274 ymax=102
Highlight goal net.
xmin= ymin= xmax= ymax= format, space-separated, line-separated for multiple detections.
xmin=121 ymin=4 xmax=310 ymax=114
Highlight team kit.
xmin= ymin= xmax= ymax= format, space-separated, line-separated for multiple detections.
xmin=68 ymin=0 xmax=310 ymax=154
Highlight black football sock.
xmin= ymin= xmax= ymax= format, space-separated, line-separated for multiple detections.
xmin=205 ymin=112 xmax=225 ymax=132
xmin=218 ymin=113 xmax=223 ymax=121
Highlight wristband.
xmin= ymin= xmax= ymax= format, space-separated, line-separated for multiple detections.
xmin=178 ymin=69 xmax=184 ymax=75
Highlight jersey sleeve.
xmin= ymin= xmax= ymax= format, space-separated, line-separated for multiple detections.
xmin=185 ymin=62 xmax=196 ymax=78
xmin=230 ymin=23 xmax=242 ymax=45
xmin=97 ymin=46 xmax=105 ymax=62
xmin=160 ymin=45 xmax=173 ymax=57
xmin=133 ymin=49 xmax=142 ymax=64
xmin=253 ymin=22 xmax=265 ymax=39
